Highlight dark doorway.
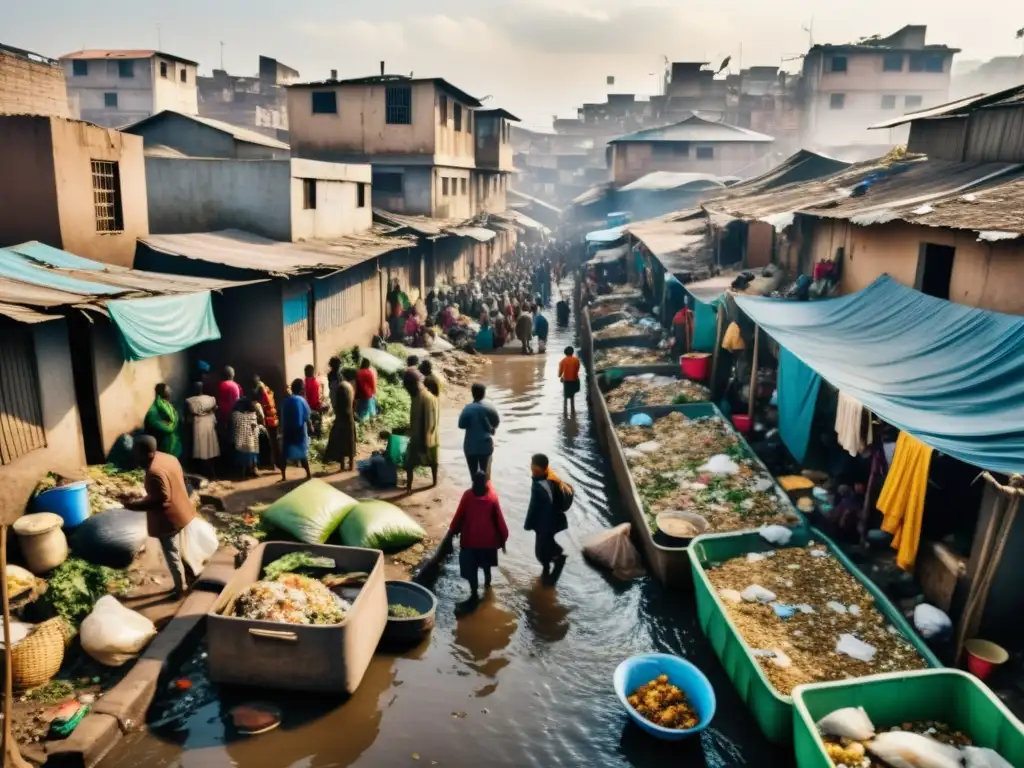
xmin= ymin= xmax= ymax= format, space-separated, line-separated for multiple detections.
xmin=67 ymin=314 xmax=105 ymax=464
xmin=916 ymin=243 xmax=956 ymax=299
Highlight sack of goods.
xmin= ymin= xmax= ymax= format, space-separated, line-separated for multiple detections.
xmin=80 ymin=596 xmax=157 ymax=667
xmin=70 ymin=508 xmax=149 ymax=568
xmin=582 ymin=523 xmax=644 ymax=580
xmin=263 ymin=479 xmax=357 ymax=544
xmin=340 ymin=500 xmax=426 ymax=550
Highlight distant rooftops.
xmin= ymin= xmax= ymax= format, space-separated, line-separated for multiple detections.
xmin=121 ymin=110 xmax=290 ymax=151
xmin=0 ymin=42 xmax=60 ymax=67
xmin=810 ymin=24 xmax=960 ymax=54
xmin=288 ymin=74 xmax=482 ymax=108
xmin=609 ymin=115 xmax=774 ymax=144
xmin=60 ymin=49 xmax=199 ymax=66
xmin=478 ymin=108 xmax=521 ymax=122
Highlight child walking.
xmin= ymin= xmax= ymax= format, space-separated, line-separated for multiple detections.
xmin=450 ymin=471 xmax=509 ymax=607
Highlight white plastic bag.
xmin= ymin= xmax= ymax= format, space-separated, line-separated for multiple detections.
xmin=581 ymin=523 xmax=644 ymax=580
xmin=741 ymin=584 xmax=776 ymax=603
xmin=962 ymin=746 xmax=1015 ymax=768
xmin=867 ymin=732 xmax=963 ymax=768
xmin=80 ymin=595 xmax=157 ymax=667
xmin=759 ymin=525 xmax=793 ymax=546
xmin=0 ymin=620 xmax=34 ymax=650
xmin=914 ymin=604 xmax=952 ymax=639
xmin=816 ymin=706 xmax=875 ymax=741
xmin=178 ymin=517 xmax=220 ymax=577
xmin=719 ymin=589 xmax=743 ymax=604
xmin=636 ymin=441 xmax=662 ymax=454
xmin=698 ymin=454 xmax=740 ymax=475
xmin=835 ymin=633 xmax=877 ymax=662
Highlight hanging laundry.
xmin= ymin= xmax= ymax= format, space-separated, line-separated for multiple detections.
xmin=778 ymin=348 xmax=822 ymax=463
xmin=836 ymin=391 xmax=873 ymax=456
xmin=721 ymin=322 xmax=745 ymax=351
xmin=877 ymin=432 xmax=933 ymax=571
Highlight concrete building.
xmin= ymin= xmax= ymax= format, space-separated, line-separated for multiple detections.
xmin=145 ymin=156 xmax=371 ymax=241
xmin=608 ymin=116 xmax=774 ymax=186
xmin=122 ymin=109 xmax=290 ymax=159
xmin=197 ymin=55 xmax=299 ymax=139
xmin=0 ymin=42 xmax=71 ymax=117
xmin=475 ymin=108 xmax=518 ymax=213
xmin=286 ymin=71 xmax=485 ymax=218
xmin=951 ymin=57 xmax=1024 ymax=101
xmin=799 ymin=25 xmax=959 ymax=157
xmin=0 ymin=115 xmax=148 ymax=267
xmin=60 ymin=49 xmax=199 ymax=128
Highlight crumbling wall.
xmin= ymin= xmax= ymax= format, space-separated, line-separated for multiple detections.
xmin=0 ymin=48 xmax=70 ymax=117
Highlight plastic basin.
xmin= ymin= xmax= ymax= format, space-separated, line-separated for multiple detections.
xmin=965 ymin=639 xmax=1008 ymax=681
xmin=731 ymin=414 xmax=752 ymax=433
xmin=34 ymin=481 xmax=90 ymax=530
xmin=382 ymin=580 xmax=437 ymax=647
xmin=792 ymin=669 xmax=1024 ymax=768
xmin=613 ymin=653 xmax=716 ymax=741
xmin=680 ymin=353 xmax=711 ymax=381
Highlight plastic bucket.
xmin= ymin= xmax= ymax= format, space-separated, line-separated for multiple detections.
xmin=33 ymin=481 xmax=90 ymax=530
xmin=965 ymin=639 xmax=1008 ymax=681
xmin=680 ymin=353 xmax=711 ymax=382
xmin=613 ymin=653 xmax=716 ymax=741
xmin=731 ymin=414 xmax=753 ymax=433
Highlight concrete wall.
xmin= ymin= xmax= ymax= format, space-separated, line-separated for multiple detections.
xmin=151 ymin=57 xmax=199 ymax=115
xmin=372 ymin=165 xmax=433 ymax=215
xmin=0 ymin=116 xmax=61 ymax=250
xmin=611 ymin=141 xmax=770 ymax=184
xmin=65 ymin=55 xmax=197 ymax=127
xmin=435 ymin=93 xmax=476 ymax=169
xmin=475 ymin=115 xmax=514 ymax=171
xmin=51 ymin=118 xmax=148 ymax=267
xmin=0 ymin=319 xmax=85 ymax=478
xmin=90 ymin=319 xmax=188 ymax=454
xmin=433 ymin=166 xmax=474 ymax=218
xmin=474 ymin=171 xmax=509 ymax=214
xmin=314 ymin=263 xmax=383 ymax=369
xmin=290 ymin=158 xmax=372 ymax=240
xmin=282 ymin=279 xmax=315 ymax=386
xmin=288 ymin=81 xmax=437 ymax=160
xmin=807 ymin=218 xmax=1024 ymax=314
xmin=145 ymin=157 xmax=293 ymax=240
xmin=0 ymin=49 xmax=70 ymax=117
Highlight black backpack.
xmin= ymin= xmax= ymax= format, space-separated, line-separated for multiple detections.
xmin=551 ymin=479 xmax=575 ymax=513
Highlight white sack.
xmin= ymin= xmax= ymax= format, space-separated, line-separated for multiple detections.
xmin=867 ymin=732 xmax=963 ymax=768
xmin=816 ymin=706 xmax=875 ymax=741
xmin=80 ymin=595 xmax=158 ymax=667
xmin=581 ymin=523 xmax=644 ymax=580
xmin=178 ymin=517 xmax=220 ymax=577
xmin=962 ymin=746 xmax=1015 ymax=768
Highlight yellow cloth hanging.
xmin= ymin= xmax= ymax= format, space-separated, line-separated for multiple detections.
xmin=721 ymin=322 xmax=745 ymax=351
xmin=877 ymin=431 xmax=933 ymax=571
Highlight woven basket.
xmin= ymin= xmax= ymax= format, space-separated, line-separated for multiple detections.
xmin=4 ymin=617 xmax=67 ymax=691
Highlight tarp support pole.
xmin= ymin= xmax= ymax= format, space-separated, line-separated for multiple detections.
xmin=748 ymin=324 xmax=760 ymax=420
xmin=710 ymin=303 xmax=724 ymax=398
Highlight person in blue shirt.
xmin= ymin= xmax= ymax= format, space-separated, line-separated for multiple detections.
xmin=458 ymin=383 xmax=501 ymax=479
xmin=532 ymin=309 xmax=549 ymax=353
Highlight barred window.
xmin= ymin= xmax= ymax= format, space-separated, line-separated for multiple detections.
xmin=91 ymin=160 xmax=124 ymax=233
xmin=386 ymin=86 xmax=412 ymax=125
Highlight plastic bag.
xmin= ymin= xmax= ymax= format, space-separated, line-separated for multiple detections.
xmin=340 ymin=500 xmax=426 ymax=550
xmin=962 ymin=746 xmax=1014 ymax=768
xmin=0 ymin=620 xmax=34 ymax=650
xmin=635 ymin=441 xmax=661 ymax=453
xmin=627 ymin=413 xmax=654 ymax=427
xmin=741 ymin=584 xmax=776 ymax=603
xmin=80 ymin=596 xmax=157 ymax=667
xmin=358 ymin=346 xmax=405 ymax=375
xmin=70 ymin=508 xmax=149 ymax=568
xmin=582 ymin=523 xmax=644 ymax=580
xmin=698 ymin=455 xmax=740 ymax=475
xmin=835 ymin=633 xmax=877 ymax=662
xmin=759 ymin=525 xmax=793 ymax=545
xmin=178 ymin=517 xmax=219 ymax=577
xmin=719 ymin=589 xmax=743 ymax=604
xmin=816 ymin=706 xmax=875 ymax=741
xmin=263 ymin=479 xmax=357 ymax=544
xmin=914 ymin=603 xmax=953 ymax=639
xmin=867 ymin=732 xmax=963 ymax=768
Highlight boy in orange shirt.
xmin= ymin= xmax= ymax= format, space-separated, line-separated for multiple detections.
xmin=557 ymin=346 xmax=581 ymax=417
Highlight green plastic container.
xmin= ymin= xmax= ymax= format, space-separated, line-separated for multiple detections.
xmin=793 ymin=669 xmax=1024 ymax=768
xmin=688 ymin=527 xmax=942 ymax=745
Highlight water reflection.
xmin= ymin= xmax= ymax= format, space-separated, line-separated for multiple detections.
xmin=524 ymin=576 xmax=571 ymax=645
xmin=451 ymin=592 xmax=518 ymax=678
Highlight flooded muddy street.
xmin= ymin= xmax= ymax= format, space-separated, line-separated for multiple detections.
xmin=99 ymin=295 xmax=793 ymax=768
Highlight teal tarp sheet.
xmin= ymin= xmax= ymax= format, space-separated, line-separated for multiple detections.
xmin=691 ymin=298 xmax=719 ymax=353
xmin=735 ymin=275 xmax=1024 ymax=473
xmin=777 ymin=347 xmax=822 ymax=462
xmin=585 ymin=225 xmax=626 ymax=243
xmin=0 ymin=249 xmax=120 ymax=294
xmin=107 ymin=292 xmax=221 ymax=361
xmin=8 ymin=241 xmax=106 ymax=271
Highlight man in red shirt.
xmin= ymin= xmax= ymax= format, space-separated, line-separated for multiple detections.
xmin=355 ymin=358 xmax=378 ymax=421
xmin=449 ymin=472 xmax=509 ymax=607
xmin=303 ymin=364 xmax=326 ymax=437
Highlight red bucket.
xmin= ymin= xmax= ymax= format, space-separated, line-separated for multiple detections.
xmin=965 ymin=639 xmax=1008 ymax=681
xmin=731 ymin=414 xmax=752 ymax=433
xmin=680 ymin=353 xmax=711 ymax=381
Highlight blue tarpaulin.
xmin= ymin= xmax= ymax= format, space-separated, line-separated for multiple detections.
xmin=777 ymin=347 xmax=822 ymax=462
xmin=585 ymin=225 xmax=626 ymax=243
xmin=0 ymin=249 xmax=121 ymax=295
xmin=107 ymin=292 xmax=221 ymax=361
xmin=735 ymin=275 xmax=1024 ymax=473
xmin=7 ymin=242 xmax=106 ymax=271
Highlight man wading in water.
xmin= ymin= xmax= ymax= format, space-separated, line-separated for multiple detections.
xmin=524 ymin=453 xmax=572 ymax=585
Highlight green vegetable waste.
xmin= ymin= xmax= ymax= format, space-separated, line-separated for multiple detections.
xmin=263 ymin=551 xmax=337 ymax=581
xmin=388 ymin=604 xmax=420 ymax=619
xmin=45 ymin=558 xmax=131 ymax=627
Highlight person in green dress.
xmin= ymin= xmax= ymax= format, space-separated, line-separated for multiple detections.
xmin=145 ymin=383 xmax=182 ymax=458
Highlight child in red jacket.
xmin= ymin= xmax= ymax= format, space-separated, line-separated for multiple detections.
xmin=449 ymin=471 xmax=509 ymax=605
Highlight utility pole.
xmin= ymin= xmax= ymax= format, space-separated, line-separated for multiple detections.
xmin=220 ymin=41 xmax=225 ymax=71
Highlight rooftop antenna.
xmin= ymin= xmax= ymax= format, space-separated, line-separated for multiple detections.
xmin=220 ymin=41 xmax=225 ymax=70
xmin=802 ymin=17 xmax=815 ymax=48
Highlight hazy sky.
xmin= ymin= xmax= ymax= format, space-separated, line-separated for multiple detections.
xmin=7 ymin=0 xmax=1021 ymax=130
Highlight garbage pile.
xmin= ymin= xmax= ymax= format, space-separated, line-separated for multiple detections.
xmin=603 ymin=374 xmax=710 ymax=411
xmin=594 ymin=348 xmax=674 ymax=368
xmin=616 ymin=412 xmax=798 ymax=533
xmin=234 ymin=572 xmax=351 ymax=626
xmin=816 ymin=706 xmax=1012 ymax=768
xmin=706 ymin=543 xmax=927 ymax=695
xmin=593 ymin=317 xmax=665 ymax=342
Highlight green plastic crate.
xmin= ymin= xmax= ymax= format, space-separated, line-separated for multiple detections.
xmin=688 ymin=527 xmax=942 ymax=745
xmin=793 ymin=669 xmax=1024 ymax=768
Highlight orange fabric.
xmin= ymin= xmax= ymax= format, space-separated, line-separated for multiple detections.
xmin=558 ymin=356 xmax=581 ymax=382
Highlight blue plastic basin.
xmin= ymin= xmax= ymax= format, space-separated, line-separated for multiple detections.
xmin=613 ymin=653 xmax=716 ymax=741
xmin=33 ymin=481 xmax=90 ymax=530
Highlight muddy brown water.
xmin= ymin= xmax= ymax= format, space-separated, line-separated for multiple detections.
xmin=99 ymin=289 xmax=794 ymax=768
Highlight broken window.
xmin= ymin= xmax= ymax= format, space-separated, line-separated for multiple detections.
xmin=302 ymin=179 xmax=317 ymax=210
xmin=91 ymin=160 xmax=124 ymax=233
xmin=117 ymin=59 xmax=134 ymax=78
xmin=386 ymin=86 xmax=412 ymax=125
xmin=454 ymin=103 xmax=463 ymax=132
xmin=830 ymin=93 xmax=846 ymax=110
xmin=311 ymin=91 xmax=337 ymax=114
xmin=72 ymin=60 xmax=88 ymax=77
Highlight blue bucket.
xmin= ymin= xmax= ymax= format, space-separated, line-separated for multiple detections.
xmin=613 ymin=653 xmax=716 ymax=740
xmin=34 ymin=481 xmax=90 ymax=530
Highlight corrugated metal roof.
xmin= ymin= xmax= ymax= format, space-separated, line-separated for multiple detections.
xmin=507 ymin=188 xmax=563 ymax=214
xmin=372 ymin=209 xmax=496 ymax=240
xmin=447 ymin=226 xmax=496 ymax=243
xmin=489 ymin=210 xmax=550 ymax=232
xmin=868 ymin=84 xmax=1024 ymax=130
xmin=60 ymin=49 xmax=198 ymax=66
xmin=619 ymin=172 xmax=728 ymax=193
xmin=627 ymin=214 xmax=709 ymax=265
xmin=610 ymin=116 xmax=774 ymax=144
xmin=0 ymin=303 xmax=59 ymax=323
xmin=140 ymin=228 xmax=411 ymax=276
xmin=123 ymin=110 xmax=290 ymax=150
xmin=717 ymin=150 xmax=852 ymax=196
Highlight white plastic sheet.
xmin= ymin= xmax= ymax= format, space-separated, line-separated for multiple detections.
xmin=835 ymin=633 xmax=876 ymax=662
xmin=867 ymin=732 xmax=963 ymax=768
xmin=816 ymin=706 xmax=875 ymax=741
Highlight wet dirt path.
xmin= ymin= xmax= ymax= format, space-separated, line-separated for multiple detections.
xmin=99 ymin=283 xmax=793 ymax=768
